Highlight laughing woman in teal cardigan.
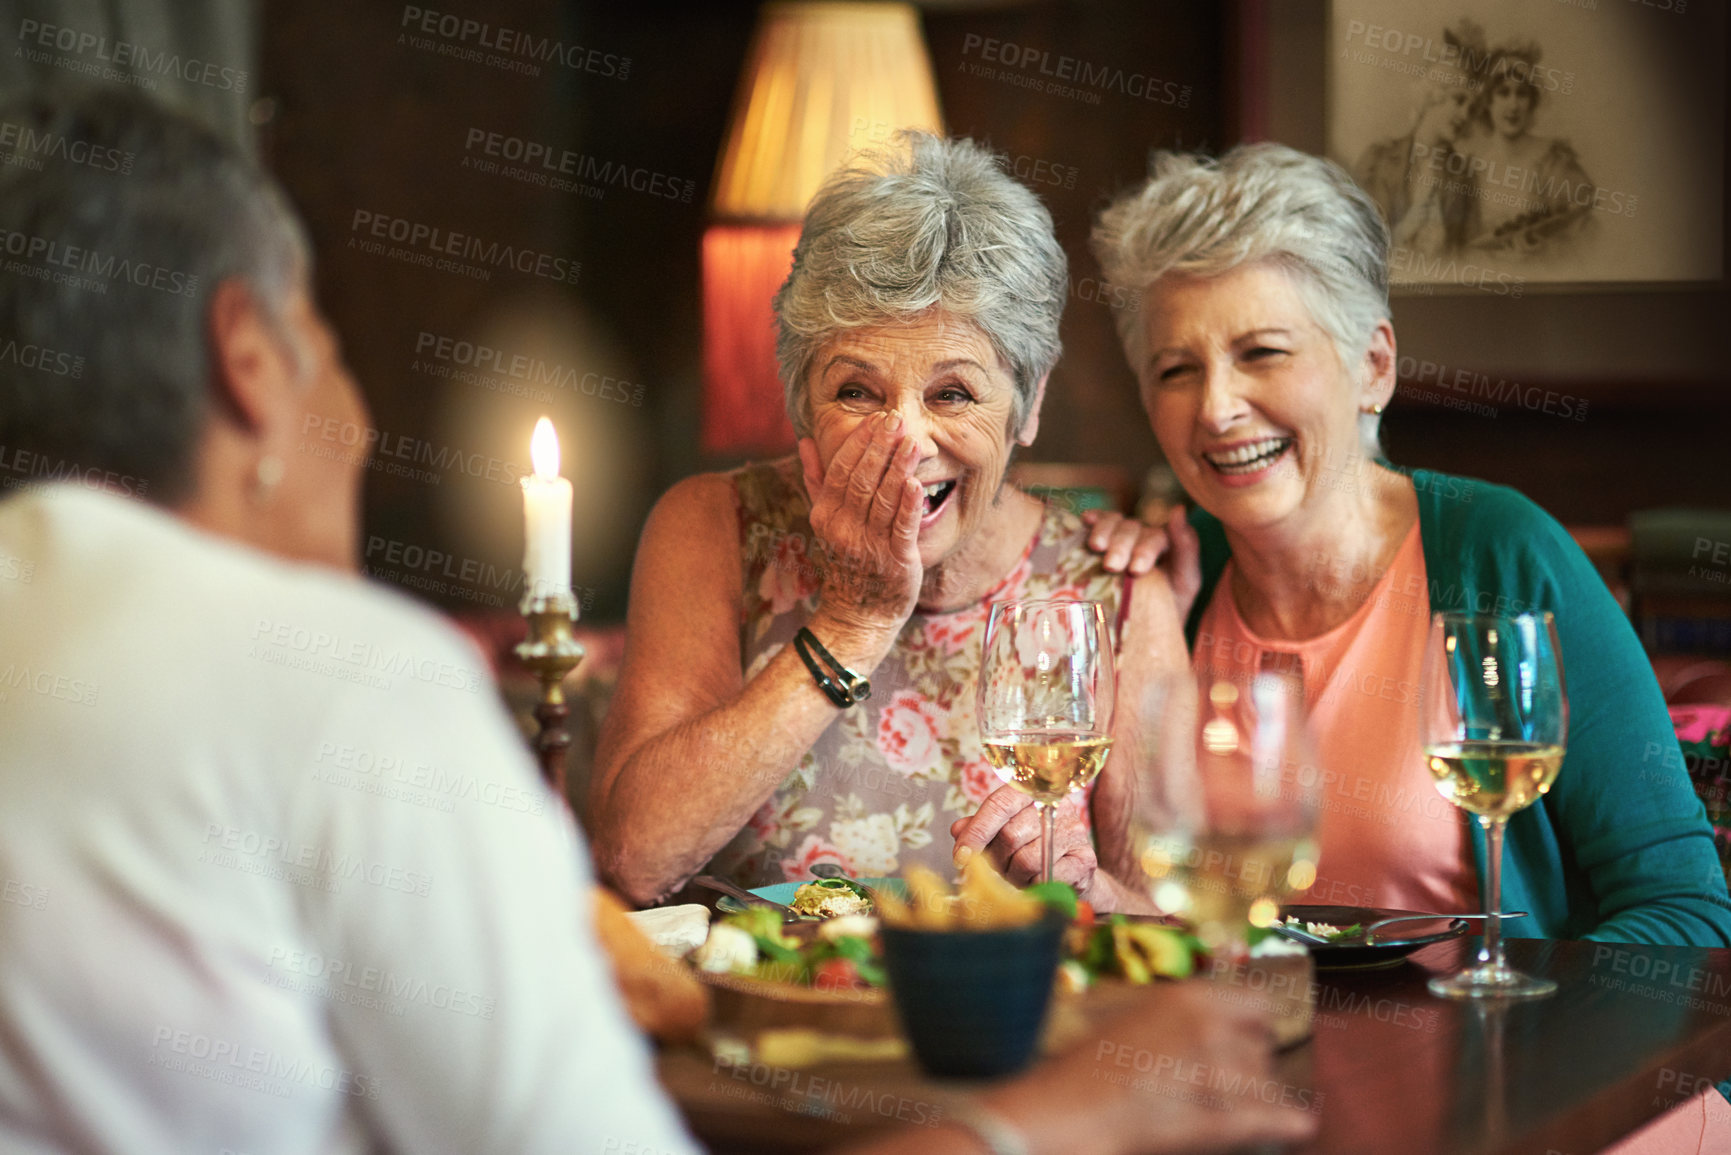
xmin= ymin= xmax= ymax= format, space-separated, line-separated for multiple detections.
xmin=1083 ymin=142 xmax=1731 ymax=946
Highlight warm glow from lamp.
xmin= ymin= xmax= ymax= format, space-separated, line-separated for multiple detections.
xmin=702 ymin=1 xmax=942 ymax=454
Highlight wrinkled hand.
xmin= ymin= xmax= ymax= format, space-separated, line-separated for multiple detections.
xmin=949 ymin=786 xmax=1097 ymax=899
xmin=1083 ymin=505 xmax=1202 ymax=623
xmin=982 ymin=982 xmax=1317 ymax=1155
xmin=798 ymin=413 xmax=924 ymax=633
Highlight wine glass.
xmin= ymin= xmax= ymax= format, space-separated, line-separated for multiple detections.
xmin=977 ymin=600 xmax=1116 ymax=885
xmin=1419 ymin=611 xmax=1568 ymax=1000
xmin=1124 ymin=670 xmax=1322 ymax=959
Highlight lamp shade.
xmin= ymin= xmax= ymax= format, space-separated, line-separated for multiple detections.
xmin=702 ymin=2 xmax=943 ymax=454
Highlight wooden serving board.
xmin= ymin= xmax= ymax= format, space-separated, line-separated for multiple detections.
xmin=694 ymin=922 xmax=1314 ymax=1049
xmin=666 ymin=952 xmax=1316 ymax=1154
xmin=698 ymin=969 xmax=895 ymax=1038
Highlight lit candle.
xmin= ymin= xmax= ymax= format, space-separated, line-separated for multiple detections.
xmin=521 ymin=417 xmax=572 ymax=602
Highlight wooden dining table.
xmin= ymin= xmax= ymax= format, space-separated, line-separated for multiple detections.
xmin=659 ymin=936 xmax=1731 ymax=1154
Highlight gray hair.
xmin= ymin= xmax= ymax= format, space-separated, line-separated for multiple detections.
xmin=773 ymin=132 xmax=1067 ymax=437
xmin=1092 ymin=143 xmax=1391 ymax=450
xmin=0 ymin=87 xmax=309 ymax=506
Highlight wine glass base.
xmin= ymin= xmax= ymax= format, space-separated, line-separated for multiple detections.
xmin=1428 ymin=965 xmax=1557 ymax=1001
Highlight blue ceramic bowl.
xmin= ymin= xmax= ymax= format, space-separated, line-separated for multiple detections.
xmin=879 ymin=914 xmax=1067 ymax=1078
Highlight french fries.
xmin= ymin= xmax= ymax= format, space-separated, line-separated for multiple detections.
xmin=879 ymin=858 xmax=1045 ymax=930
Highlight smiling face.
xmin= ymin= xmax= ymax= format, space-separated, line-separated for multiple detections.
xmin=805 ymin=310 xmax=1033 ymax=570
xmin=1488 ymin=77 xmax=1536 ymax=141
xmin=1136 ymin=263 xmax=1381 ymax=538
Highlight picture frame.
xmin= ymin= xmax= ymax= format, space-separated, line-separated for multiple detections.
xmin=1326 ymin=0 xmax=1724 ymax=292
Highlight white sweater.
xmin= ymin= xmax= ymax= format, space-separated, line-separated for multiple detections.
xmin=0 ymin=484 xmax=696 ymax=1155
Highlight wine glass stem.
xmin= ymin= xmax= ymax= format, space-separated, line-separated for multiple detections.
xmin=1039 ymin=801 xmax=1056 ymax=885
xmin=1481 ymin=815 xmax=1506 ymax=971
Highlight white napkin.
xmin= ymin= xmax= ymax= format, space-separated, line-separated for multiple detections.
xmin=624 ymin=904 xmax=712 ymax=958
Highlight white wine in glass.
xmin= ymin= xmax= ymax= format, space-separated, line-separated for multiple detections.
xmin=1420 ymin=611 xmax=1568 ymax=1000
xmin=977 ymin=600 xmax=1116 ymax=884
xmin=1128 ymin=673 xmax=1321 ymax=958
xmin=981 ymin=732 xmax=1114 ymax=805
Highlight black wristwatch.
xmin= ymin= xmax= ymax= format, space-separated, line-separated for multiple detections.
xmin=793 ymin=626 xmax=872 ymax=708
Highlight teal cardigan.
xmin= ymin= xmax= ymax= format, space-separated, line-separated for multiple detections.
xmin=1183 ymin=468 xmax=1731 ymax=946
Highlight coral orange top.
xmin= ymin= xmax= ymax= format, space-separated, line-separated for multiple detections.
xmin=1192 ymin=524 xmax=1480 ymax=915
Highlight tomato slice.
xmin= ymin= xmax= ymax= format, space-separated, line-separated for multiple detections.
xmin=812 ymin=957 xmax=866 ymax=991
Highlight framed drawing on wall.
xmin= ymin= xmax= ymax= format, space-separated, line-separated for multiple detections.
xmin=1326 ymin=0 xmax=1724 ymax=291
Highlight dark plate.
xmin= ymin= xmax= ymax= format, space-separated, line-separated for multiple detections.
xmin=1280 ymin=904 xmax=1469 ymax=969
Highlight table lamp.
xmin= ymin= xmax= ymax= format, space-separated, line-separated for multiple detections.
xmin=701 ymin=1 xmax=943 ymax=455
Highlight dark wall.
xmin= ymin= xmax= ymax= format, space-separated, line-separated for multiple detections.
xmin=261 ymin=0 xmax=1226 ymax=622
xmin=1257 ymin=0 xmax=1731 ymax=524
xmin=259 ymin=1 xmax=1727 ymax=625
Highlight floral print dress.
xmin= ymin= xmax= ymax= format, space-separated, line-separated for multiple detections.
xmin=706 ymin=457 xmax=1126 ymax=889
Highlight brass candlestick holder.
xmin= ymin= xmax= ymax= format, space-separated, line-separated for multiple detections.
xmin=516 ymin=588 xmax=587 ymax=796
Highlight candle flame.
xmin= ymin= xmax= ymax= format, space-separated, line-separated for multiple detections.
xmin=530 ymin=417 xmax=561 ymax=480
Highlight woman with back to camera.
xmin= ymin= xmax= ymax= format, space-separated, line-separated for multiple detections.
xmin=1082 ymin=142 xmax=1729 ymax=945
xmin=591 ymin=133 xmax=1182 ymax=909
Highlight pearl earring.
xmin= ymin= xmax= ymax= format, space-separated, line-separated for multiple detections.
xmin=254 ymin=455 xmax=284 ymax=502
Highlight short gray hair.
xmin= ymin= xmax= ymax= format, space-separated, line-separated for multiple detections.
xmin=773 ymin=132 xmax=1067 ymax=437
xmin=0 ymin=87 xmax=309 ymax=506
xmin=1092 ymin=143 xmax=1391 ymax=442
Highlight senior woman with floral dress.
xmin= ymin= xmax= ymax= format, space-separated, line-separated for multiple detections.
xmin=591 ymin=134 xmax=1183 ymax=907
xmin=1084 ymin=142 xmax=1731 ymax=946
